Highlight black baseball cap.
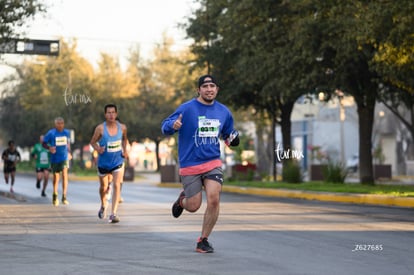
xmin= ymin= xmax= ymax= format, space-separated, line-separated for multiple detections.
xmin=198 ymin=74 xmax=218 ymax=87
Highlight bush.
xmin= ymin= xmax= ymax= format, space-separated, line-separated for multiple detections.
xmin=323 ymin=162 xmax=347 ymax=183
xmin=17 ymin=160 xmax=35 ymax=172
xmin=231 ymin=163 xmax=256 ymax=181
xmin=282 ymin=161 xmax=303 ymax=183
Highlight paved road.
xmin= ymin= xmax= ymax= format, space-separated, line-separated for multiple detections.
xmin=1 ymin=173 xmax=413 ymax=275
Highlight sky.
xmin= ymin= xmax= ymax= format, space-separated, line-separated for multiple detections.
xmin=1 ymin=0 xmax=198 ymax=74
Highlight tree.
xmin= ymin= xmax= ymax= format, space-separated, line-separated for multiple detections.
xmin=0 ymin=0 xmax=46 ymax=43
xmin=185 ymin=0 xmax=323 ymax=180
xmin=94 ymin=53 xmax=140 ymax=99
xmin=296 ymin=0 xmax=414 ymax=183
xmin=186 ymin=0 xmax=414 ymax=183
xmin=0 ymin=40 xmax=99 ymax=150
xmin=125 ymin=35 xmax=200 ymax=170
xmin=0 ymin=0 xmax=47 ymax=144
xmin=373 ymin=16 xmax=414 ymax=163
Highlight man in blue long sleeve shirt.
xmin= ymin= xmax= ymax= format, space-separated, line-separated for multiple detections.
xmin=161 ymin=74 xmax=239 ymax=253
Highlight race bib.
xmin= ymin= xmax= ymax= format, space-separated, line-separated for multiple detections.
xmin=55 ymin=136 xmax=67 ymax=146
xmin=8 ymin=154 xmax=16 ymax=162
xmin=198 ymin=117 xmax=220 ymax=137
xmin=40 ymin=151 xmax=49 ymax=164
xmin=107 ymin=140 xmax=122 ymax=153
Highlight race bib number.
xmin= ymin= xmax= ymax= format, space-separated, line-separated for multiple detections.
xmin=39 ymin=151 xmax=49 ymax=164
xmin=8 ymin=154 xmax=16 ymax=162
xmin=198 ymin=117 xmax=220 ymax=137
xmin=107 ymin=140 xmax=122 ymax=153
xmin=55 ymin=136 xmax=68 ymax=146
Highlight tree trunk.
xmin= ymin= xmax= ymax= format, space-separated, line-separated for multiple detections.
xmin=272 ymin=116 xmax=277 ymax=181
xmin=356 ymin=99 xmax=375 ymax=184
xmin=280 ymin=101 xmax=295 ymax=160
xmin=155 ymin=139 xmax=161 ymax=172
xmin=255 ymin=120 xmax=272 ymax=179
xmin=78 ymin=144 xmax=85 ymax=169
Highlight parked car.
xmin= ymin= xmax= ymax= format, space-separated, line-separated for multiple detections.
xmin=346 ymin=154 xmax=358 ymax=172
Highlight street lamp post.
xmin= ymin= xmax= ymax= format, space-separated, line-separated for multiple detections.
xmin=336 ymin=89 xmax=346 ymax=164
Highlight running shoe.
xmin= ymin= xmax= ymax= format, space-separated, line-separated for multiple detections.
xmin=108 ymin=214 xmax=120 ymax=223
xmin=10 ymin=187 xmax=14 ymax=193
xmin=61 ymin=196 xmax=69 ymax=205
xmin=36 ymin=181 xmax=40 ymax=189
xmin=172 ymin=190 xmax=185 ymax=218
xmin=52 ymin=193 xmax=59 ymax=206
xmin=196 ymin=237 xmax=214 ymax=253
xmin=98 ymin=205 xmax=107 ymax=219
xmin=41 ymin=191 xmax=47 ymax=197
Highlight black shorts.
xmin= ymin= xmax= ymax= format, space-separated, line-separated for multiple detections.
xmin=36 ymin=167 xmax=51 ymax=173
xmin=51 ymin=161 xmax=69 ymax=173
xmin=3 ymin=165 xmax=16 ymax=173
xmin=98 ymin=164 xmax=123 ymax=176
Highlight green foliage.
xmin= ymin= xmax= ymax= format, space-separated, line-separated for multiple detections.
xmin=229 ymin=167 xmax=255 ymax=182
xmin=282 ymin=161 xmax=302 ymax=184
xmin=17 ymin=160 xmax=97 ymax=176
xmin=230 ymin=130 xmax=254 ymax=164
xmin=186 ymin=0 xmax=414 ymax=183
xmin=0 ymin=40 xmax=100 ymax=147
xmin=182 ymin=1 xmax=314 ymax=177
xmin=68 ymin=160 xmax=97 ymax=176
xmin=3 ymin=0 xmax=414 ymax=182
xmin=0 ymin=37 xmax=197 ymax=141
xmin=224 ymin=180 xmax=414 ymax=197
xmin=373 ymin=145 xmax=386 ymax=165
xmin=322 ymin=162 xmax=348 ymax=184
xmin=0 ymin=35 xmax=204 ymax=172
xmin=16 ymin=160 xmax=35 ymax=171
xmin=0 ymin=0 xmax=46 ymax=41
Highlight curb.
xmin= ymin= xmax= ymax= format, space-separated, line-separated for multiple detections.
xmin=68 ymin=175 xmax=96 ymax=181
xmin=6 ymin=172 xmax=414 ymax=208
xmin=158 ymin=183 xmax=414 ymax=208
xmin=0 ymin=190 xmax=27 ymax=202
xmin=222 ymin=186 xmax=414 ymax=208
xmin=16 ymin=171 xmax=97 ymax=182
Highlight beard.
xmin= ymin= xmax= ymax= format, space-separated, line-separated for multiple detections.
xmin=202 ymin=97 xmax=214 ymax=103
xmin=199 ymin=93 xmax=215 ymax=104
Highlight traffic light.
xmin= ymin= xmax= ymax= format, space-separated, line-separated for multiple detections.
xmin=0 ymin=38 xmax=59 ymax=56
